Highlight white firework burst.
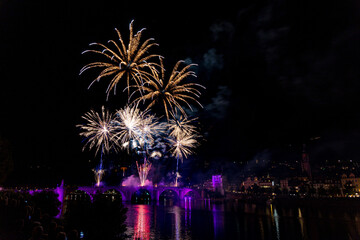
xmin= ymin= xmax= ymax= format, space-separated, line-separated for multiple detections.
xmin=77 ymin=106 xmax=116 ymax=155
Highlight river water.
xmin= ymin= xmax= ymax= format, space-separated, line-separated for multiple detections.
xmin=124 ymin=200 xmax=360 ymax=240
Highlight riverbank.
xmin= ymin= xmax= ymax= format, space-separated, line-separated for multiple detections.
xmin=224 ymin=194 xmax=360 ymax=208
xmin=273 ymin=197 xmax=360 ymax=208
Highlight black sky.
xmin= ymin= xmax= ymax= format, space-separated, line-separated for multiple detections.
xmin=1 ymin=0 xmax=360 ymax=185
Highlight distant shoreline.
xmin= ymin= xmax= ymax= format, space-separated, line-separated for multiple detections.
xmin=273 ymin=197 xmax=360 ymax=208
xmin=226 ymin=196 xmax=360 ymax=208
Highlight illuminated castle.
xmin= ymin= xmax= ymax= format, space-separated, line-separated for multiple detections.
xmin=212 ymin=175 xmax=224 ymax=195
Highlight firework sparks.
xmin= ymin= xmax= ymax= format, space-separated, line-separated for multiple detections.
xmin=138 ymin=113 xmax=167 ymax=149
xmin=113 ymin=105 xmax=143 ymax=146
xmin=113 ymin=105 xmax=166 ymax=150
xmin=169 ymin=131 xmax=198 ymax=187
xmin=77 ymin=20 xmax=205 ymax=187
xmin=80 ymin=20 xmax=161 ymax=99
xmin=131 ymin=58 xmax=205 ymax=120
xmin=93 ymin=168 xmax=105 ymax=187
xmin=77 ymin=106 xmax=116 ymax=155
xmin=113 ymin=105 xmax=167 ymax=186
xmin=170 ymin=133 xmax=198 ymax=161
xmin=150 ymin=151 xmax=162 ymax=159
xmin=136 ymin=160 xmax=152 ymax=187
xmin=168 ymin=114 xmax=198 ymax=139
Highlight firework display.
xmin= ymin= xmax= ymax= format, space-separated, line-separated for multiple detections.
xmin=136 ymin=160 xmax=152 ymax=187
xmin=78 ymin=21 xmax=204 ymax=187
xmin=80 ymin=20 xmax=161 ymax=99
xmin=77 ymin=106 xmax=116 ymax=155
xmin=93 ymin=168 xmax=105 ymax=187
xmin=169 ymin=125 xmax=199 ymax=187
xmin=169 ymin=134 xmax=198 ymax=162
xmin=113 ymin=105 xmax=144 ymax=147
xmin=77 ymin=106 xmax=117 ymax=186
xmin=168 ymin=115 xmax=198 ymax=139
xmin=131 ymin=58 xmax=205 ymax=120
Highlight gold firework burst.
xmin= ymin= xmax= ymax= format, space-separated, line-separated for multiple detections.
xmin=168 ymin=114 xmax=198 ymax=139
xmin=77 ymin=106 xmax=116 ymax=155
xmin=169 ymin=133 xmax=198 ymax=162
xmin=80 ymin=20 xmax=161 ymax=99
xmin=130 ymin=58 xmax=205 ymax=120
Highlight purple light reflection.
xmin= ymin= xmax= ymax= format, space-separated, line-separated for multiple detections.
xmin=28 ymin=189 xmax=42 ymax=196
xmin=184 ymin=196 xmax=192 ymax=229
xmin=212 ymin=204 xmax=224 ymax=239
xmin=55 ymin=180 xmax=64 ymax=219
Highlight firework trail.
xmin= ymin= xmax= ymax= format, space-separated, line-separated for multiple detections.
xmin=80 ymin=20 xmax=161 ymax=99
xmin=136 ymin=160 xmax=152 ymax=187
xmin=170 ymin=134 xmax=197 ymax=163
xmin=77 ymin=106 xmax=117 ymax=186
xmin=93 ymin=168 xmax=105 ymax=187
xmin=131 ymin=58 xmax=205 ymax=120
xmin=167 ymin=114 xmax=199 ymax=186
xmin=113 ymin=105 xmax=166 ymax=186
xmin=169 ymin=132 xmax=198 ymax=187
xmin=78 ymin=20 xmax=205 ymax=187
xmin=136 ymin=113 xmax=166 ymax=186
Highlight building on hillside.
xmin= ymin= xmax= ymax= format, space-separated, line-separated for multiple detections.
xmin=241 ymin=177 xmax=259 ymax=190
xmin=258 ymin=177 xmax=273 ymax=189
xmin=312 ymin=178 xmax=342 ymax=195
xmin=341 ymin=173 xmax=360 ymax=194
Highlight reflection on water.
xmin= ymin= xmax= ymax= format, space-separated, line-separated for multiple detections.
xmin=212 ymin=204 xmax=224 ymax=239
xmin=173 ymin=206 xmax=181 ymax=240
xmin=133 ymin=205 xmax=150 ymax=240
xmin=184 ymin=198 xmax=191 ymax=229
xmin=125 ymin=200 xmax=360 ymax=240
xmin=298 ymin=208 xmax=307 ymax=239
xmin=270 ymin=204 xmax=280 ymax=240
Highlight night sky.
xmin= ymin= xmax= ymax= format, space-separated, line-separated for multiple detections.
xmin=1 ymin=0 xmax=360 ymax=185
